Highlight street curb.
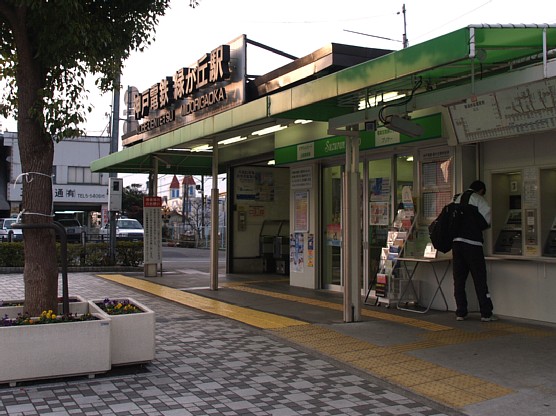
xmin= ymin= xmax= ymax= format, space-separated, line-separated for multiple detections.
xmin=0 ymin=266 xmax=142 ymax=274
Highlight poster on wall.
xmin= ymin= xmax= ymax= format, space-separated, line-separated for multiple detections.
xmin=327 ymin=223 xmax=341 ymax=246
xmin=257 ymin=171 xmax=275 ymax=201
xmin=235 ymin=167 xmax=275 ymax=201
xmin=290 ymin=233 xmax=304 ymax=272
xmin=370 ymin=177 xmax=391 ymax=202
xmin=370 ymin=201 xmax=389 ymax=225
xmin=291 ymin=166 xmax=313 ymax=190
xmin=294 ymin=191 xmax=309 ymax=232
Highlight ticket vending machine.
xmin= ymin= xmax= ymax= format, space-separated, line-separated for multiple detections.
xmin=540 ymin=168 xmax=556 ymax=257
xmin=494 ymin=209 xmax=523 ymax=255
xmin=491 ymin=172 xmax=523 ymax=256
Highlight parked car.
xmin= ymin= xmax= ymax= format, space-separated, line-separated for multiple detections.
xmin=56 ymin=219 xmax=86 ymax=242
xmin=0 ymin=218 xmax=23 ymax=242
xmin=101 ymin=218 xmax=144 ymax=241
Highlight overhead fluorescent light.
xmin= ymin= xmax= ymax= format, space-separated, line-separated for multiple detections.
xmin=191 ymin=144 xmax=213 ymax=152
xmin=294 ymin=119 xmax=313 ymax=125
xmin=267 ymin=160 xmax=276 ymax=165
xmin=218 ymin=136 xmax=247 ymax=145
xmin=252 ymin=125 xmax=288 ymax=136
xmin=358 ymin=92 xmax=407 ymax=110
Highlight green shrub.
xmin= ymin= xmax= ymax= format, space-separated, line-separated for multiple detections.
xmin=0 ymin=241 xmax=143 ymax=268
xmin=0 ymin=242 xmax=25 ymax=267
xmin=115 ymin=241 xmax=144 ymax=267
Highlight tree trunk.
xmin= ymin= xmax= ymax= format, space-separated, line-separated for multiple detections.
xmin=13 ymin=6 xmax=58 ymax=316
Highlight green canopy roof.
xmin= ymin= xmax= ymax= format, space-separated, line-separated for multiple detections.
xmin=91 ymin=25 xmax=556 ymax=175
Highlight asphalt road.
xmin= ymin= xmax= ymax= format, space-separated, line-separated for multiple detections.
xmin=160 ymin=245 xmax=226 ymax=275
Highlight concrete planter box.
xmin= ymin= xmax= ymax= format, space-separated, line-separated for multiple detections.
xmin=0 ymin=295 xmax=89 ymax=319
xmin=0 ymin=312 xmax=111 ymax=386
xmin=89 ymin=297 xmax=155 ymax=366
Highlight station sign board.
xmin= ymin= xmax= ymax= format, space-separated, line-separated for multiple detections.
xmin=123 ymin=35 xmax=247 ymax=146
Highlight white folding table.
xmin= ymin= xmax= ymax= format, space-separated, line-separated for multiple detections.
xmin=395 ymin=257 xmax=452 ymax=313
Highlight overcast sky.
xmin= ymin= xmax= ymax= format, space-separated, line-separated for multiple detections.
xmin=3 ymin=0 xmax=555 ymax=134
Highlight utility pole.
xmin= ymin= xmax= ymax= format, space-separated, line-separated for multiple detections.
xmin=182 ymin=178 xmax=186 ymax=228
xmin=344 ymin=4 xmax=408 ymax=49
xmin=109 ymin=74 xmax=120 ymax=264
xmin=401 ymin=4 xmax=408 ymax=48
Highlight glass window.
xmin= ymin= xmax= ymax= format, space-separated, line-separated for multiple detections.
xmin=419 ymin=147 xmax=454 ymax=221
xmin=322 ymin=165 xmax=342 ymax=288
xmin=68 ymin=166 xmax=102 ymax=184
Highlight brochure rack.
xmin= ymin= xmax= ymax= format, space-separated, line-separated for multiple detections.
xmin=365 ymin=207 xmax=417 ymax=307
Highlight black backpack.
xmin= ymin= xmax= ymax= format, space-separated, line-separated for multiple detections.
xmin=428 ymin=190 xmax=472 ymax=253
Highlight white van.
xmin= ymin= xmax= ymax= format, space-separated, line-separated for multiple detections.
xmin=0 ymin=218 xmax=23 ymax=242
xmin=101 ymin=218 xmax=144 ymax=241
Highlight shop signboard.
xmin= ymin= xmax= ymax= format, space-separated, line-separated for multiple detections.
xmin=8 ymin=183 xmax=107 ymax=204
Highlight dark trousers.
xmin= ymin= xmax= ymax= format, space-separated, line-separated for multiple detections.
xmin=452 ymin=241 xmax=493 ymax=318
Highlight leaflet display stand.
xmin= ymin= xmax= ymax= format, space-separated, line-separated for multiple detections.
xmin=365 ymin=207 xmax=416 ymax=307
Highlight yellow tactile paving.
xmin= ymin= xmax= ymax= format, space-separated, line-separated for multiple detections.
xmin=398 ymin=358 xmax=439 ymax=372
xmin=312 ymin=341 xmax=377 ymax=355
xmin=96 ymin=273 xmax=515 ymax=409
xmin=467 ymin=383 xmax=514 ymax=399
xmin=388 ymin=368 xmax=459 ymax=387
xmin=333 ymin=348 xmax=388 ymax=363
xmin=486 ymin=322 xmax=554 ymax=337
xmin=443 ymin=374 xmax=487 ymax=389
xmin=274 ymin=326 xmax=342 ymax=342
xmin=96 ymin=274 xmax=307 ymax=330
xmin=228 ymin=284 xmax=453 ymax=331
xmin=433 ymin=390 xmax=486 ymax=408
xmin=386 ymin=340 xmax=442 ymax=353
xmin=424 ymin=329 xmax=499 ymax=344
xmin=411 ymin=380 xmax=459 ymax=396
xmin=371 ymin=364 xmax=413 ymax=377
xmin=348 ymin=357 xmax=390 ymax=369
xmin=227 ymin=284 xmax=451 ymax=331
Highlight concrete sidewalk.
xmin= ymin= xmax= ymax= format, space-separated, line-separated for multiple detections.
xmin=1 ymin=271 xmax=555 ymax=416
xmin=134 ymin=271 xmax=556 ymax=416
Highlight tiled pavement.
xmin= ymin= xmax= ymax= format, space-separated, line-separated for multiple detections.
xmin=0 ymin=273 xmax=459 ymax=416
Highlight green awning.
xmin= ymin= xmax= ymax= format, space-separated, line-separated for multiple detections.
xmin=91 ymin=25 xmax=556 ymax=175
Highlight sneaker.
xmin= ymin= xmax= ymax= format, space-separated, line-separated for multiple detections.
xmin=456 ymin=316 xmax=466 ymax=321
xmin=481 ymin=315 xmax=499 ymax=322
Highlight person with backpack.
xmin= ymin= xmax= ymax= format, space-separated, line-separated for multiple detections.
xmin=452 ymin=180 xmax=497 ymax=322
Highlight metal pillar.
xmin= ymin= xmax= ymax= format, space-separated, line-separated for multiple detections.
xmin=109 ymin=75 xmax=120 ymax=265
xmin=210 ymin=139 xmax=219 ymax=290
xmin=342 ymin=128 xmax=361 ymax=322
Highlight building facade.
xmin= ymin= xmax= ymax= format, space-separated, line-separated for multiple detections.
xmin=1 ymin=131 xmax=110 ymax=229
xmin=92 ymin=26 xmax=556 ymax=324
